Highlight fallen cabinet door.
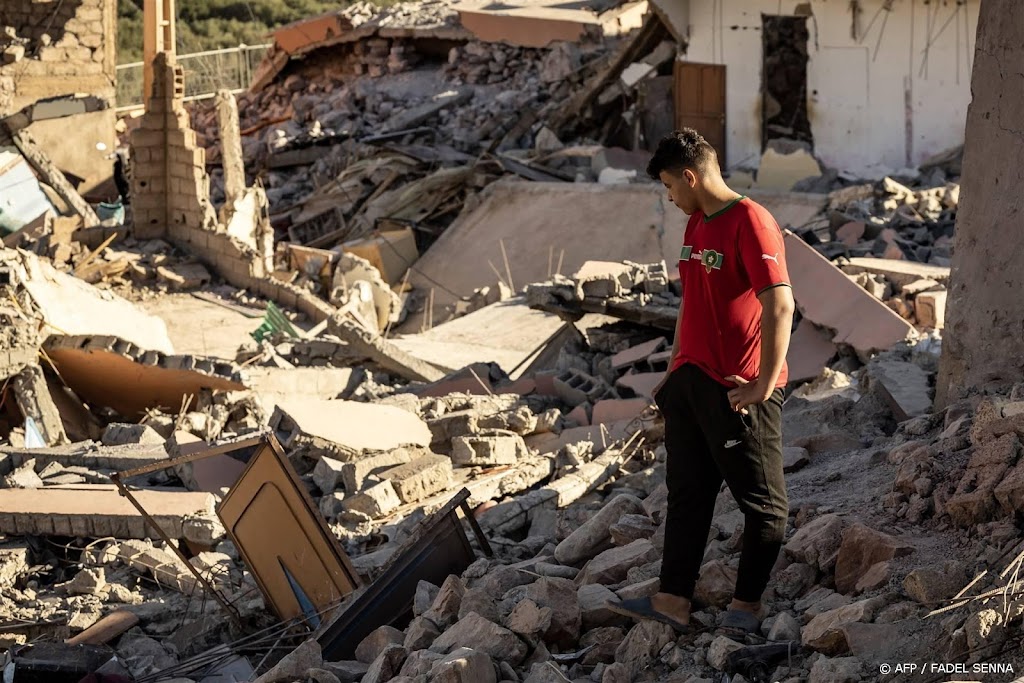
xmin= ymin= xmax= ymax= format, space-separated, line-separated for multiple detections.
xmin=217 ymin=435 xmax=361 ymax=625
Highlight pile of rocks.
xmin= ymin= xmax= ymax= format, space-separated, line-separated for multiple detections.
xmin=810 ymin=176 xmax=959 ymax=266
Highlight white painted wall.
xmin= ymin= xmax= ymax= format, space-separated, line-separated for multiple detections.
xmin=681 ymin=0 xmax=979 ymax=177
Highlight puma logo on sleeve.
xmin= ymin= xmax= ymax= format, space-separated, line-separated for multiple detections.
xmin=761 ymin=252 xmax=780 ymax=264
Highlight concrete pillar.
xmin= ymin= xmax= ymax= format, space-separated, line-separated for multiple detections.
xmin=936 ymin=0 xmax=1024 ymax=407
xmin=143 ymin=0 xmax=176 ymax=114
xmin=215 ymin=89 xmax=246 ymax=217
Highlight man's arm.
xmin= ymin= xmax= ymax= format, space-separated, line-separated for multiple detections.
xmin=726 ymin=285 xmax=795 ymax=412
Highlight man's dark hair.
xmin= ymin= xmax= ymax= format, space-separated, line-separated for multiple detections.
xmin=646 ymin=128 xmax=719 ymax=180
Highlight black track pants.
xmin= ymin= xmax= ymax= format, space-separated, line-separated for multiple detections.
xmin=655 ymin=363 xmax=788 ymax=603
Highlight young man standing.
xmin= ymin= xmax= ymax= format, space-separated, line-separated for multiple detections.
xmin=613 ymin=129 xmax=795 ymax=635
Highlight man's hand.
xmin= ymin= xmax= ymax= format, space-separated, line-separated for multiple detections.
xmin=725 ymin=375 xmax=773 ymax=414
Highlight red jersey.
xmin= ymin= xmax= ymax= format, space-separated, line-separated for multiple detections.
xmin=671 ymin=196 xmax=790 ymax=388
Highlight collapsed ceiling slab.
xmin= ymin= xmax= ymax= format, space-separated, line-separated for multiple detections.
xmin=18 ymin=251 xmax=174 ymax=354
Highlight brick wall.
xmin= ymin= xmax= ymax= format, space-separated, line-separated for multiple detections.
xmin=130 ymin=53 xmax=334 ymax=324
xmin=0 ymin=0 xmax=117 ymax=108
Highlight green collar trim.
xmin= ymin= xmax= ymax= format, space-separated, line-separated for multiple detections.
xmin=703 ymin=195 xmax=747 ymax=222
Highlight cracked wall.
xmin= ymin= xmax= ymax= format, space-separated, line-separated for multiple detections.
xmin=1 ymin=0 xmax=117 ymax=191
xmin=936 ymin=0 xmax=1024 ymax=407
xmin=683 ymin=0 xmax=980 ymax=176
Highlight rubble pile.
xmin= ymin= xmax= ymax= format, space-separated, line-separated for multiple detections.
xmin=5 ymin=0 xmax=1022 ymax=679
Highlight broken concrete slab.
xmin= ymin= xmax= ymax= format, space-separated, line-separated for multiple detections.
xmin=0 ymin=441 xmax=169 ymax=475
xmin=615 ymin=372 xmax=661 ymax=399
xmin=842 ymin=257 xmax=950 ymax=286
xmin=864 ymin=360 xmax=933 ymax=422
xmin=273 ymin=399 xmax=432 ymax=460
xmin=20 ymin=252 xmax=173 ymax=353
xmin=785 ymin=232 xmax=916 ymax=354
xmin=392 ymin=298 xmax=564 ymax=380
xmin=381 ymin=87 xmax=473 ymax=133
xmin=328 ymin=313 xmax=446 ymax=383
xmin=787 ymin=319 xmax=838 ymax=383
xmin=591 ymin=398 xmax=648 ymax=426
xmin=0 ymin=486 xmax=215 ymax=539
xmin=609 ymin=338 xmax=666 ymax=371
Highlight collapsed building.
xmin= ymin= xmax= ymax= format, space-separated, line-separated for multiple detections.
xmin=0 ymin=0 xmax=1022 ymax=682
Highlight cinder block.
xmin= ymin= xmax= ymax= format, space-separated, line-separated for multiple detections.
xmin=131 ymin=129 xmax=165 ymax=148
xmin=341 ymin=479 xmax=402 ymax=519
xmin=342 ymin=449 xmax=414 ymax=492
xmin=451 ymin=435 xmax=525 ymax=467
xmin=379 ymin=454 xmax=453 ymax=504
xmin=915 ymin=290 xmax=947 ymax=329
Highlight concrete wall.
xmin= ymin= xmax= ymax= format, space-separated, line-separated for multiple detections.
xmin=936 ymin=0 xmax=1024 ymax=406
xmin=682 ymin=0 xmax=978 ymax=177
xmin=0 ymin=0 xmax=117 ymax=191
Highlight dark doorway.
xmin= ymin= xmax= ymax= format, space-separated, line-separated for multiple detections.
xmin=761 ymin=15 xmax=813 ymax=148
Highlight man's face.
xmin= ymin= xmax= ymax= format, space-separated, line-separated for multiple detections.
xmin=659 ymin=169 xmax=698 ymax=214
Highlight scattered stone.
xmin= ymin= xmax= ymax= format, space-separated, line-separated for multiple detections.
xmin=801 ymin=598 xmax=885 ymax=654
xmin=554 ymin=494 xmax=646 ymax=565
xmin=428 ymin=647 xmax=497 ymax=683
xmin=424 ymin=575 xmax=465 ymax=629
xmin=253 ymin=640 xmax=323 ymax=683
xmin=341 ymin=479 xmax=402 ymax=518
xmin=784 ymin=513 xmax=845 ymax=572
xmin=808 ymin=656 xmax=864 ymax=683
xmin=575 ymin=539 xmax=658 ymax=586
xmin=834 ymin=523 xmax=913 ymax=594
xmin=506 ymin=598 xmax=552 ymax=637
xmin=65 ymin=567 xmax=106 ymax=596
xmin=694 ymin=559 xmax=737 ymax=609
xmin=355 ymin=625 xmax=405 ymax=664
xmin=768 ymin=611 xmax=802 ymax=642
xmin=707 ymin=635 xmax=744 ymax=670
xmin=102 ymin=423 xmax=166 ymax=446
xmin=430 ymin=612 xmax=528 ymax=665
xmin=313 ymin=456 xmax=346 ymax=493
xmin=361 ymin=643 xmax=407 ymax=683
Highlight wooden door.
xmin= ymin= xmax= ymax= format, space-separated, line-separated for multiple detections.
xmin=674 ymin=61 xmax=727 ymax=163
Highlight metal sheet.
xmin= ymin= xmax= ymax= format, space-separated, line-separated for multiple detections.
xmin=0 ymin=150 xmax=55 ymax=234
xmin=316 ymin=488 xmax=486 ymax=660
xmin=217 ymin=437 xmax=361 ymax=623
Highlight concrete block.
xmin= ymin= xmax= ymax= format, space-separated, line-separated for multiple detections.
xmin=450 ymin=435 xmax=526 ymax=467
xmin=313 ymin=456 xmax=346 ymax=493
xmin=341 ymin=479 xmax=402 ymax=519
xmin=914 ymin=289 xmax=947 ymax=329
xmin=426 ymin=410 xmax=480 ymax=445
xmin=341 ymin=449 xmax=415 ymax=493
xmin=609 ymin=338 xmax=666 ymax=371
xmin=380 ymin=454 xmax=453 ymax=504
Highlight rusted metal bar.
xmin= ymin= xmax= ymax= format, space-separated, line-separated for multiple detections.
xmin=110 ymin=471 xmax=242 ymax=626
